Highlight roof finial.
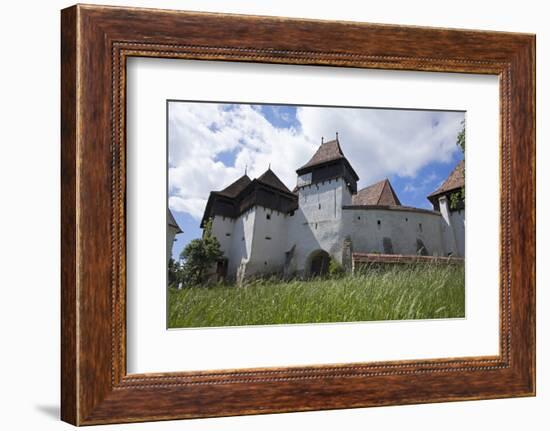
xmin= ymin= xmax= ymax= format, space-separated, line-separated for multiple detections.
xmin=244 ymin=164 xmax=247 ymax=176
xmin=268 ymin=162 xmax=271 ymax=170
xmin=336 ymin=131 xmax=339 ymax=141
xmin=321 ymin=136 xmax=324 ymax=144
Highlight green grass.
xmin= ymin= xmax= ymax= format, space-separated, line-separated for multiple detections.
xmin=167 ymin=264 xmax=465 ymax=328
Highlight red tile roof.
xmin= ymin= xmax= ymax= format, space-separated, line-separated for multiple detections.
xmin=427 ymin=160 xmax=465 ymax=200
xmin=352 ymin=179 xmax=401 ymax=206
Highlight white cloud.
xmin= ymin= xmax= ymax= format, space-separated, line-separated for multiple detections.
xmin=297 ymin=107 xmax=463 ymax=183
xmin=168 ymin=102 xmax=463 ymax=221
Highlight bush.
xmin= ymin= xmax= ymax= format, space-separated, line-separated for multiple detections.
xmin=328 ymin=257 xmax=345 ymax=277
xmin=179 ymin=218 xmax=223 ymax=287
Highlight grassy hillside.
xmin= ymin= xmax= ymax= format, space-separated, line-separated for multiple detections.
xmin=167 ymin=264 xmax=465 ymax=328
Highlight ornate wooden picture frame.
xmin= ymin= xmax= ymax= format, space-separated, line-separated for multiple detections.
xmin=61 ymin=4 xmax=535 ymax=425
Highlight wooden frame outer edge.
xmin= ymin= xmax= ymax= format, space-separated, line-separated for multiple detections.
xmin=60 ymin=4 xmax=535 ymax=425
xmin=61 ymin=5 xmax=79 ymax=425
xmin=112 ymin=44 xmax=512 ymax=386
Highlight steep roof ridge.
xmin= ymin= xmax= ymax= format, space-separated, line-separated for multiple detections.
xmin=379 ymin=178 xmax=402 ymax=206
xmin=257 ymin=168 xmax=292 ymax=194
xmin=351 ymin=178 xmax=401 ymax=207
xmin=297 ymin=137 xmax=345 ymax=171
xmin=217 ymin=174 xmax=251 ymax=198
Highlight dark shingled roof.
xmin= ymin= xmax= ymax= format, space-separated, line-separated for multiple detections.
xmin=217 ymin=174 xmax=251 ymax=198
xmin=298 ymin=138 xmax=345 ymax=171
xmin=201 ymin=169 xmax=297 ymax=227
xmin=427 ymin=160 xmax=465 ymax=200
xmin=257 ymin=168 xmax=292 ymax=194
xmin=352 ymin=179 xmax=401 ymax=206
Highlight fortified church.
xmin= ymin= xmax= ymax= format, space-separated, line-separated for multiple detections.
xmin=186 ymin=135 xmax=464 ymax=281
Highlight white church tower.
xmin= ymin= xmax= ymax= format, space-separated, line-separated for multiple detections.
xmin=286 ymin=134 xmax=359 ymax=275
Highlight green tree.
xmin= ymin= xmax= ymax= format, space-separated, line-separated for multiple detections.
xmin=167 ymin=257 xmax=181 ymax=287
xmin=179 ymin=219 xmax=223 ymax=286
xmin=450 ymin=120 xmax=466 ymax=210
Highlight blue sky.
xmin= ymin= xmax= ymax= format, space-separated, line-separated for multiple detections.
xmin=168 ymin=102 xmax=464 ymax=261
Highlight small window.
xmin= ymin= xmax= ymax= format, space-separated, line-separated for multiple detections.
xmin=315 ymin=223 xmax=318 ymax=229
xmin=377 ymin=220 xmax=381 ymax=227
xmin=265 ymin=236 xmax=272 ymax=240
xmin=357 ymin=216 xmax=361 ymax=220
xmin=225 ymin=233 xmax=231 ymax=237
xmin=266 ymin=213 xmax=271 ymax=220
xmin=405 ymin=217 xmax=408 ymax=222
xmin=264 ymin=261 xmax=268 ymax=265
xmin=318 ymin=203 xmax=321 ymax=210
xmin=242 ymin=236 xmax=245 ymax=241
xmin=418 ymin=223 xmax=423 ymax=232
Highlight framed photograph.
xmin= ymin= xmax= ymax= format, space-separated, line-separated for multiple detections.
xmin=61 ymin=4 xmax=535 ymax=425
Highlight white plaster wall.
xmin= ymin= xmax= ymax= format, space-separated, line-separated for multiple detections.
xmin=297 ymin=172 xmax=312 ymax=187
xmin=342 ymin=208 xmax=446 ymax=256
xmin=211 ymin=215 xmax=235 ymax=256
xmin=226 ymin=208 xmax=257 ymax=277
xmin=246 ymin=206 xmax=289 ymax=276
xmin=450 ymin=209 xmax=466 ymax=257
xmin=437 ymin=196 xmax=460 ymax=256
xmin=287 ymin=179 xmax=352 ymax=273
xmin=298 ymin=178 xmax=349 ymax=222
xmin=212 ymin=180 xmax=462 ymax=278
